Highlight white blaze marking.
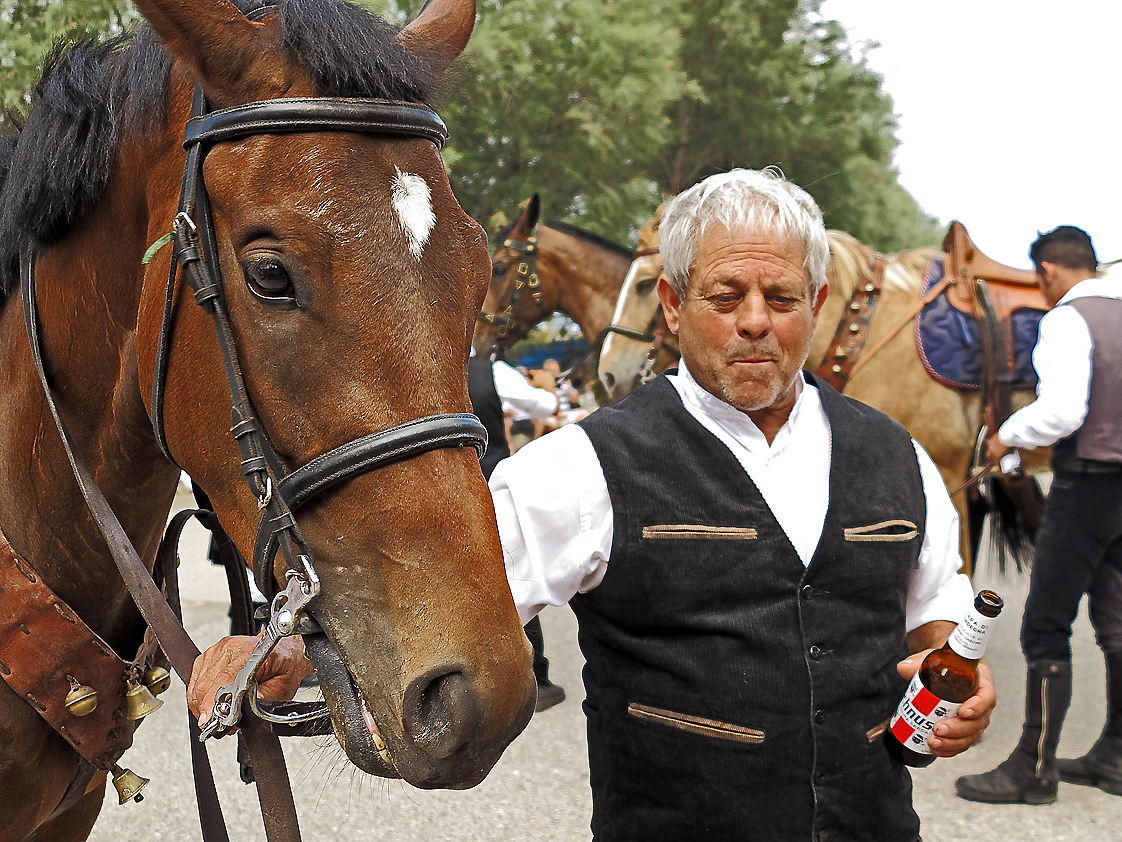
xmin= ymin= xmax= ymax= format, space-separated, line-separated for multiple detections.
xmin=391 ymin=168 xmax=435 ymax=259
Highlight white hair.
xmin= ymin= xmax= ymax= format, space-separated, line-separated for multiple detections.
xmin=660 ymin=168 xmax=829 ymax=298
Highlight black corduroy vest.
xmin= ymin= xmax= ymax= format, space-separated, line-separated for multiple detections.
xmin=1051 ymin=296 xmax=1122 ymax=469
xmin=575 ymin=374 xmax=926 ymax=842
xmin=467 ymin=355 xmax=510 ymax=480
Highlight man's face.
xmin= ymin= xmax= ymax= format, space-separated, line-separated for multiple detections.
xmin=659 ymin=225 xmax=826 ymax=419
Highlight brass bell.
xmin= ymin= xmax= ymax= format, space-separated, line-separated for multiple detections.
xmin=142 ymin=666 xmax=172 ymax=696
xmin=111 ymin=764 xmax=149 ymax=804
xmin=64 ymin=675 xmax=98 ymax=717
xmin=124 ymin=679 xmax=163 ymax=721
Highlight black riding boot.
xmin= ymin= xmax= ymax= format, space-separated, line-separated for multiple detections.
xmin=956 ymin=659 xmax=1071 ymax=804
xmin=1057 ymin=650 xmax=1122 ymax=795
xmin=525 ymin=616 xmax=565 ymax=712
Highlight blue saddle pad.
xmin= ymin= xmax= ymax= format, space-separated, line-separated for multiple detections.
xmin=914 ymin=258 xmax=1044 ymax=390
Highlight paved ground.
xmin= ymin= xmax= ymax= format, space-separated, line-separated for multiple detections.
xmin=87 ymin=486 xmax=1122 ymax=841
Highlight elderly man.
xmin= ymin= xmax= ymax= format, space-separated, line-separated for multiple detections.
xmin=489 ymin=168 xmax=991 ymax=841
xmin=188 ymin=169 xmax=993 ymax=841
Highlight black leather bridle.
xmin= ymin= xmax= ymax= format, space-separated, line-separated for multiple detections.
xmin=476 ymin=233 xmax=545 ymax=352
xmin=153 ymin=85 xmax=487 ymax=606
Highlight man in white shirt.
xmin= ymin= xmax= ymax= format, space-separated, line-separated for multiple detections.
xmin=957 ymin=226 xmax=1122 ymax=805
xmin=492 ymin=169 xmax=991 ymax=841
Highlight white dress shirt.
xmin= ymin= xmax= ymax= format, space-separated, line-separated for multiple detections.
xmin=999 ymin=273 xmax=1122 ymax=449
xmin=470 ymin=348 xmax=559 ymax=419
xmin=491 ymin=362 xmax=973 ymax=633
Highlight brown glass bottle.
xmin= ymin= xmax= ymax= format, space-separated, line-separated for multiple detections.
xmin=885 ymin=589 xmax=1003 ymax=768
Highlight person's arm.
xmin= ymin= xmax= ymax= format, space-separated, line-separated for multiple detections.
xmin=492 ymin=360 xmax=559 ymax=419
xmin=897 ymin=442 xmax=995 ymax=758
xmin=488 ymin=424 xmax=613 ymax=624
xmin=993 ymin=307 xmax=1092 ymax=454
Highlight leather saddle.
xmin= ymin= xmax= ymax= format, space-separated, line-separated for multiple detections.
xmin=942 ymin=220 xmax=1047 ymax=321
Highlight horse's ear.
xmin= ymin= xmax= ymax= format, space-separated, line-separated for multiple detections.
xmin=510 ymin=194 xmax=539 ymax=238
xmin=133 ymin=0 xmax=288 ymax=107
xmin=525 ymin=194 xmax=541 ymax=231
xmin=399 ymin=0 xmax=476 ymax=78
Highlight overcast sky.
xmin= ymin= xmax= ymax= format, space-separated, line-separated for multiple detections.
xmin=817 ymin=0 xmax=1121 ymax=267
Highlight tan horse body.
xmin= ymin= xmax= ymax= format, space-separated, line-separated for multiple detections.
xmin=0 ymin=0 xmax=533 ymax=838
xmin=598 ymin=223 xmax=1048 ymax=568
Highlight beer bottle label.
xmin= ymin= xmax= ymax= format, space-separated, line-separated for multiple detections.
xmin=888 ymin=672 xmax=961 ymax=756
xmin=947 ymin=604 xmax=995 ymax=660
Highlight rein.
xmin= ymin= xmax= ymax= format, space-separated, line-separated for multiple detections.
xmin=21 ymin=78 xmax=487 ymax=842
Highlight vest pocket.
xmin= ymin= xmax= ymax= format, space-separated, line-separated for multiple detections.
xmin=843 ymin=519 xmax=918 ymax=542
xmin=866 ymin=717 xmax=891 ymax=742
xmin=642 ymin=524 xmax=758 ymax=540
xmin=627 ymin=702 xmax=765 ymax=745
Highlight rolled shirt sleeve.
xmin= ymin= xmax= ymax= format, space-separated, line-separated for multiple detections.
xmin=998 ymin=305 xmax=1092 ymax=450
xmin=489 ymin=424 xmax=612 ymax=625
xmin=492 ymin=359 xmax=559 ymax=419
xmin=905 ymin=441 xmax=975 ymax=632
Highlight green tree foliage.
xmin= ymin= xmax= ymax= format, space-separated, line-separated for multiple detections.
xmin=2 ymin=0 xmax=942 ymax=250
xmin=1 ymin=0 xmax=137 ymax=120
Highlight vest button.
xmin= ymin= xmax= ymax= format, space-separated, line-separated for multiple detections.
xmin=801 ymin=585 xmax=814 ymax=600
xmin=815 ymin=772 xmax=827 ymax=786
xmin=814 ymin=709 xmax=825 ymax=725
xmin=809 ymin=645 xmax=822 ymax=660
xmin=817 ymin=831 xmax=830 ymax=842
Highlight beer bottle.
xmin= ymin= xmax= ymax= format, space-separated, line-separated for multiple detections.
xmin=885 ymin=589 xmax=1003 ymax=767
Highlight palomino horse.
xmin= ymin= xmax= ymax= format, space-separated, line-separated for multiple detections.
xmin=0 ymin=0 xmax=534 ymax=838
xmin=598 ymin=222 xmax=1049 ymax=572
xmin=472 ymin=195 xmax=635 ymax=364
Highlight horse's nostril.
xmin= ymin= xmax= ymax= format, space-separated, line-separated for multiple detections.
xmin=403 ymin=669 xmax=477 ymax=759
xmin=603 ymin=372 xmax=615 ymax=387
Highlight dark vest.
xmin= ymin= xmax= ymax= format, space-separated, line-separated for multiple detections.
xmin=575 ymin=374 xmax=926 ymax=842
xmin=1051 ymin=296 xmax=1122 ymax=470
xmin=467 ymin=355 xmax=510 ymax=480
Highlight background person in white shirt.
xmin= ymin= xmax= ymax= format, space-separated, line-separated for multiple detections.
xmin=491 ymin=168 xmax=991 ymax=842
xmin=958 ymin=226 xmax=1122 ymax=805
xmin=467 ymin=349 xmax=566 ymax=711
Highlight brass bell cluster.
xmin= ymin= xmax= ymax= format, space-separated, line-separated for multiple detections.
xmin=63 ymin=666 xmax=172 ymax=720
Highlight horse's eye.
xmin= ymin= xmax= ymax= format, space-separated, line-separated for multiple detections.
xmin=243 ymin=257 xmax=296 ymax=303
xmin=492 ymin=264 xmax=508 ymax=278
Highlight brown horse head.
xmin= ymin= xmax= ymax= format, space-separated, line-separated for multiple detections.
xmin=472 ymin=196 xmax=633 ymax=361
xmin=139 ymin=0 xmax=534 ymax=788
xmin=472 ymin=193 xmax=541 ymax=357
xmin=0 ymin=0 xmax=533 ymax=822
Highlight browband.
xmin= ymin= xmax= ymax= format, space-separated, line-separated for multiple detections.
xmin=184 ymin=98 xmax=449 ymax=150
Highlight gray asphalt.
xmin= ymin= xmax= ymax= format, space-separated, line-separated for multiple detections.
xmin=86 ymin=485 xmax=1122 ymax=841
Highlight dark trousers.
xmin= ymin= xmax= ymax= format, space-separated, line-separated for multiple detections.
xmin=1022 ymin=470 xmax=1122 ymax=661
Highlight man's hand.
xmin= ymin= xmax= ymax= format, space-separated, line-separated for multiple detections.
xmin=985 ymin=433 xmax=1011 ymax=466
xmin=187 ymin=634 xmax=313 ymax=727
xmin=896 ymin=651 xmax=996 ymax=757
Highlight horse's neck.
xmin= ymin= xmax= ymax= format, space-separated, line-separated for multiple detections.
xmin=538 ymin=229 xmax=631 ymax=341
xmin=0 ymin=116 xmax=184 ymax=642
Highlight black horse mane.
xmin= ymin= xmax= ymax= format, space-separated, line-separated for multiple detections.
xmin=545 ymin=220 xmax=633 ymax=260
xmin=0 ymin=0 xmax=438 ymax=296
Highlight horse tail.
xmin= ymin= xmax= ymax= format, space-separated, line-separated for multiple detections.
xmin=984 ymin=474 xmax=1044 ymax=575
